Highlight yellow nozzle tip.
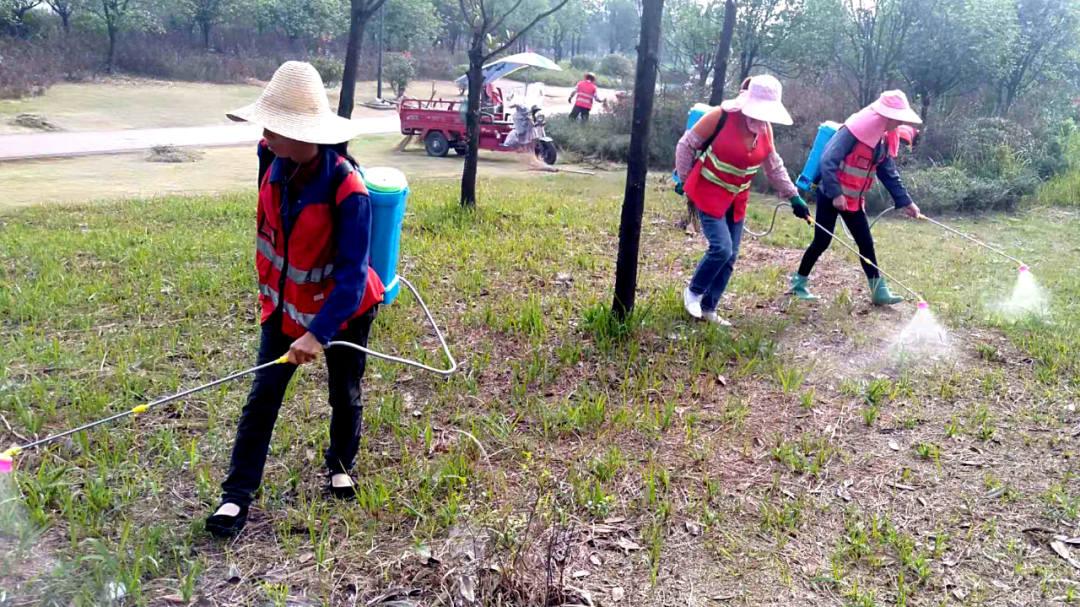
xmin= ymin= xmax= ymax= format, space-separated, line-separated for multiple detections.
xmin=131 ymin=404 xmax=149 ymax=415
xmin=276 ymin=354 xmax=290 ymax=364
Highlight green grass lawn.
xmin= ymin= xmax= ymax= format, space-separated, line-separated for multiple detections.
xmin=1 ymin=176 xmax=1078 ymax=606
xmin=0 ymin=134 xmax=549 ymax=209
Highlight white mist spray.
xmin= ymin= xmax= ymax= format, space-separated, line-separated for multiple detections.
xmin=997 ymin=265 xmax=1050 ymax=319
xmin=892 ymin=301 xmax=951 ymax=359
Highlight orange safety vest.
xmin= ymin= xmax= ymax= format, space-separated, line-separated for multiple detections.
xmin=256 ymin=148 xmax=384 ymax=339
xmin=574 ymin=80 xmax=598 ymax=109
xmin=836 ymin=139 xmax=881 ymax=211
xmin=684 ymin=110 xmax=772 ymax=222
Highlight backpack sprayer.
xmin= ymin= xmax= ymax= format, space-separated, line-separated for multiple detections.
xmin=0 ymin=167 xmax=457 ymax=474
xmin=673 ymin=103 xmax=802 ymax=238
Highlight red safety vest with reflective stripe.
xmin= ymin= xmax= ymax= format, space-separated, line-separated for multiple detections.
xmin=836 ymin=140 xmax=880 ymax=211
xmin=256 ymin=152 xmax=384 ymax=339
xmin=574 ymin=80 xmax=598 ymax=109
xmin=684 ymin=110 xmax=772 ymax=221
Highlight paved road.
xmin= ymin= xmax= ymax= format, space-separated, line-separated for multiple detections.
xmin=0 ymin=82 xmax=615 ymax=162
xmin=0 ymin=116 xmax=400 ymax=161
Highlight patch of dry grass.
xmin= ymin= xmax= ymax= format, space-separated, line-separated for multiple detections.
xmin=0 ymin=176 xmax=1077 ymax=605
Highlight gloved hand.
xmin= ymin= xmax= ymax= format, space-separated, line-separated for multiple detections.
xmin=675 ymin=182 xmax=685 ymax=196
xmin=900 ymin=201 xmax=921 ymax=219
xmin=790 ymin=195 xmax=810 ymax=220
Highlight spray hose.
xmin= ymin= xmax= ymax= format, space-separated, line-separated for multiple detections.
xmin=331 ymin=276 xmax=458 ymax=376
xmin=0 ymin=275 xmax=456 ymax=471
xmin=803 ymin=217 xmax=925 ymax=304
xmin=744 ymin=202 xmax=790 ymax=238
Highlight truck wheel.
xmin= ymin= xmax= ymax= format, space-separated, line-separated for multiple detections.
xmin=425 ymin=132 xmax=450 ymax=157
xmin=536 ymin=141 xmax=557 ymax=165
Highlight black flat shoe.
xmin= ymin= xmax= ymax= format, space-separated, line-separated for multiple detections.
xmin=206 ymin=503 xmax=248 ymax=538
xmin=328 ymin=473 xmax=358 ymax=500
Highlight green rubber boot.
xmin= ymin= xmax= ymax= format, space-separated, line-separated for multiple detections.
xmin=869 ymin=277 xmax=904 ymax=305
xmin=789 ymin=273 xmax=819 ymax=301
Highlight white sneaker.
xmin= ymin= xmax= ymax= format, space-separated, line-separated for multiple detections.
xmin=703 ymin=310 xmax=732 ymax=327
xmin=331 ymin=473 xmax=355 ymax=489
xmin=683 ymin=287 xmax=703 ymax=319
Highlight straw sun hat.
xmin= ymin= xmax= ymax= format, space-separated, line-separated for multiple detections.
xmin=227 ymin=61 xmax=363 ymax=145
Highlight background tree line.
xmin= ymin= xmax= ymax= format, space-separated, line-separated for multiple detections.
xmin=2 ymin=0 xmax=1078 ymax=212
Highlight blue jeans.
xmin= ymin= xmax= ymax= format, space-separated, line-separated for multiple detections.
xmin=689 ymin=206 xmax=744 ymax=312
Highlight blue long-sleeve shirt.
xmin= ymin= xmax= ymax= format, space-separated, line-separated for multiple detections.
xmin=818 ymin=126 xmax=913 ymax=208
xmin=265 ymin=146 xmax=372 ymax=344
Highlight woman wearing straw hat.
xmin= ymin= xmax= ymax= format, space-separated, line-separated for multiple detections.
xmin=206 ymin=61 xmax=385 ymax=538
xmin=789 ymin=90 xmax=923 ymax=304
xmin=676 ymin=74 xmax=806 ymax=326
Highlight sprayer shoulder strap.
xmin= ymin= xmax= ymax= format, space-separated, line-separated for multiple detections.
xmin=696 ymin=110 xmax=728 ymax=160
xmin=257 ymin=141 xmax=275 ymax=189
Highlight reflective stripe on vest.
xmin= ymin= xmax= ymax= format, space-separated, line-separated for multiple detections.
xmin=257 ymin=235 xmax=335 ymax=285
xmin=837 ymin=141 xmax=879 ymax=209
xmin=258 ymin=282 xmax=318 ymax=328
xmin=698 ymin=145 xmax=760 ymax=193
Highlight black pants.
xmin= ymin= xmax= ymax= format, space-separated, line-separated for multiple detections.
xmin=797 ymin=192 xmax=879 ymax=279
xmin=221 ymin=307 xmax=376 ymax=507
xmin=569 ymin=106 xmax=590 ymax=121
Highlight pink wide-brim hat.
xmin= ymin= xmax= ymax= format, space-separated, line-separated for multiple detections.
xmin=870 ymin=90 xmax=922 ymax=125
xmin=720 ymin=74 xmax=793 ymax=126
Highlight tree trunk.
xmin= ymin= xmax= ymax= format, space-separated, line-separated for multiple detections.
xmin=612 ymin=0 xmax=664 ymax=319
xmin=339 ymin=3 xmax=369 ymax=119
xmin=919 ymin=92 xmax=930 ymax=126
xmin=60 ymin=12 xmax=71 ymax=36
xmin=460 ymin=37 xmax=484 ymax=208
xmin=106 ymin=23 xmax=117 ymax=73
xmin=200 ymin=21 xmax=212 ymax=50
xmin=708 ymin=0 xmax=736 ymax=106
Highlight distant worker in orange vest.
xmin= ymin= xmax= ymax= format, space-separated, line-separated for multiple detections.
xmin=569 ymin=73 xmax=600 ymax=121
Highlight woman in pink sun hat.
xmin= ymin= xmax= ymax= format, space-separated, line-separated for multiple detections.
xmin=675 ymin=74 xmax=806 ymax=326
xmin=789 ymin=90 xmax=923 ymax=305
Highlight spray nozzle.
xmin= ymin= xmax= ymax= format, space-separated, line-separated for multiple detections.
xmin=1018 ymin=264 xmax=1029 ymax=273
xmin=917 ymin=301 xmax=929 ymax=310
xmin=0 ymin=447 xmax=21 ymax=474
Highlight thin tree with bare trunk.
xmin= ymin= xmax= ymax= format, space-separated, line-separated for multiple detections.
xmin=709 ymin=0 xmax=736 ymax=105
xmin=339 ymin=0 xmax=391 ymax=119
xmin=457 ymin=0 xmax=571 ymax=208
xmin=611 ymin=0 xmax=664 ymax=319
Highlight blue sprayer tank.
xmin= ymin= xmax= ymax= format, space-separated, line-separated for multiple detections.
xmin=796 ymin=121 xmax=842 ymax=191
xmin=362 ymin=167 xmax=408 ymax=305
xmin=672 ymin=103 xmax=715 ymax=186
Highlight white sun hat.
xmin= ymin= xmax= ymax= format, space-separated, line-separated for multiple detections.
xmin=720 ymin=74 xmax=793 ymax=126
xmin=870 ymin=90 xmax=923 ymax=125
xmin=227 ymin=61 xmax=363 ymax=145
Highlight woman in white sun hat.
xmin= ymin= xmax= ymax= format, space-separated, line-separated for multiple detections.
xmin=675 ymin=74 xmax=806 ymax=326
xmin=206 ymin=61 xmax=386 ymax=538
xmin=789 ymin=90 xmax=923 ymax=305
